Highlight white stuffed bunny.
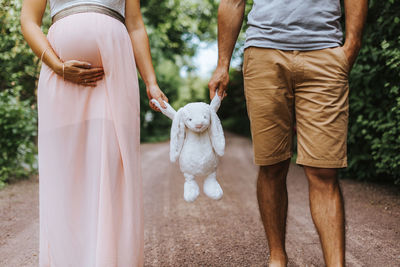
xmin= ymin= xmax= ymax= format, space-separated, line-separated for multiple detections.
xmin=151 ymin=94 xmax=225 ymax=202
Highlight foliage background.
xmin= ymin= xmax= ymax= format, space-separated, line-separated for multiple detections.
xmin=0 ymin=0 xmax=42 ymax=188
xmin=0 ymin=0 xmax=399 ymax=186
xmin=343 ymin=0 xmax=400 ymax=183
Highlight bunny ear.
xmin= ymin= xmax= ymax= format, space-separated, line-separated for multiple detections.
xmin=170 ymin=108 xmax=185 ymax=162
xmin=210 ymin=90 xmax=222 ymax=112
xmin=151 ymin=99 xmax=176 ymax=120
xmin=209 ymin=110 xmax=225 ymax=156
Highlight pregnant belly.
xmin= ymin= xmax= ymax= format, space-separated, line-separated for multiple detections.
xmin=48 ymin=13 xmax=121 ymax=68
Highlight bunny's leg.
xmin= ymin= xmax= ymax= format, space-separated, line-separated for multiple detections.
xmin=183 ymin=173 xmax=200 ymax=202
xmin=203 ymin=172 xmax=223 ymax=200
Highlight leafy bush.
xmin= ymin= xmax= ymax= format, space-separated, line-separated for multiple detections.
xmin=0 ymin=0 xmax=40 ymax=187
xmin=0 ymin=0 xmax=44 ymax=101
xmin=343 ymin=0 xmax=400 ymax=183
xmin=0 ymin=89 xmax=37 ymax=188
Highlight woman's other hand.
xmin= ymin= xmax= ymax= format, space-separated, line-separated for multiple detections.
xmin=125 ymin=0 xmax=168 ymax=112
xmin=146 ymin=84 xmax=168 ymax=111
xmin=55 ymin=60 xmax=105 ymax=87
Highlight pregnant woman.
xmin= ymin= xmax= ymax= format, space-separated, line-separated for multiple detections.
xmin=21 ymin=0 xmax=167 ymax=265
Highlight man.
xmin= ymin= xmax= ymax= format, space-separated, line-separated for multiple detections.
xmin=208 ymin=0 xmax=367 ymax=266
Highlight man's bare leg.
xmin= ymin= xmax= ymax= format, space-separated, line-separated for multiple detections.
xmin=257 ymin=159 xmax=290 ymax=267
xmin=304 ymin=167 xmax=345 ymax=267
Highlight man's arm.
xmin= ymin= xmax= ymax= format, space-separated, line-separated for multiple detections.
xmin=208 ymin=0 xmax=246 ymax=99
xmin=342 ymin=0 xmax=368 ymax=69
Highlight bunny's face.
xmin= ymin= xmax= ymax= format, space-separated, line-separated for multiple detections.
xmin=182 ymin=103 xmax=211 ymax=133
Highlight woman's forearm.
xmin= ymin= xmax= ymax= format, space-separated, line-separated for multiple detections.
xmin=21 ymin=22 xmax=63 ymax=73
xmin=124 ymin=0 xmax=168 ymax=109
xmin=128 ymin=28 xmax=157 ymax=87
xmin=20 ymin=0 xmax=63 ymax=74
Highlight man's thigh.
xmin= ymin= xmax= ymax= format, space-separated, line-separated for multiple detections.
xmin=295 ymin=47 xmax=350 ymax=168
xmin=243 ymin=47 xmax=294 ymax=166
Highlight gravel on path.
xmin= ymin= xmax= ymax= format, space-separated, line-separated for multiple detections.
xmin=1 ymin=134 xmax=399 ymax=266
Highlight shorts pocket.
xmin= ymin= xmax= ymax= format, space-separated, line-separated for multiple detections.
xmin=242 ymin=47 xmax=253 ymax=76
xmin=336 ymin=46 xmax=350 ymax=73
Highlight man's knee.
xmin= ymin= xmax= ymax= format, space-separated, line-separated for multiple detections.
xmin=304 ymin=166 xmax=339 ymax=191
xmin=259 ymin=159 xmax=290 ymax=181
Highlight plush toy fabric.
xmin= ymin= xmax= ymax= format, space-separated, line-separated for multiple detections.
xmin=151 ymin=94 xmax=225 ymax=202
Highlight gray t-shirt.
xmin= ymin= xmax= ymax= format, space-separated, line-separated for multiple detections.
xmin=245 ymin=0 xmax=343 ymax=50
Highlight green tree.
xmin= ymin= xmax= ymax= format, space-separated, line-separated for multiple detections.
xmin=0 ymin=89 xmax=37 ymax=188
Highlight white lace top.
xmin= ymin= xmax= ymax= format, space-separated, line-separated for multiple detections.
xmin=49 ymin=0 xmax=125 ymax=18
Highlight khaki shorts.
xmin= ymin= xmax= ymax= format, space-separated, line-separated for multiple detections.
xmin=243 ymin=47 xmax=349 ymax=168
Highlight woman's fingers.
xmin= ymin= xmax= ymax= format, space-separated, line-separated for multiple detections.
xmin=68 ymin=60 xmax=92 ymax=69
xmin=81 ymin=71 xmax=104 ymax=80
xmin=76 ymin=75 xmax=102 ymax=85
xmin=161 ymin=93 xmax=169 ymax=103
xmin=64 ymin=65 xmax=102 ymax=76
xmin=80 ymin=67 xmax=104 ymax=77
xmin=149 ymin=100 xmax=160 ymax=111
xmin=156 ymin=96 xmax=166 ymax=109
xmin=146 ymin=85 xmax=168 ymax=111
xmin=61 ymin=60 xmax=106 ymax=87
xmin=81 ymin=67 xmax=104 ymax=73
xmin=80 ymin=75 xmax=105 ymax=86
xmin=73 ymin=67 xmax=104 ymax=84
xmin=82 ymin=76 xmax=102 ymax=84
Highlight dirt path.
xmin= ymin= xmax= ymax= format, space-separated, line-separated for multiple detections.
xmin=1 ymin=134 xmax=399 ymax=266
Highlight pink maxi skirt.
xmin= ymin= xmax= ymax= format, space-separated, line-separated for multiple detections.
xmin=37 ymin=13 xmax=143 ymax=266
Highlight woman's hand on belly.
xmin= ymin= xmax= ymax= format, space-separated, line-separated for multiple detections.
xmin=57 ymin=60 xmax=104 ymax=87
